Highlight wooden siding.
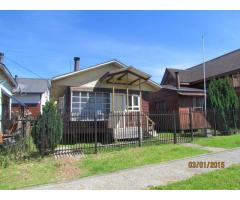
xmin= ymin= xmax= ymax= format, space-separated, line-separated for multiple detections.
xmin=149 ymin=88 xmax=179 ymax=112
xmin=12 ymin=104 xmax=41 ymax=117
xmin=178 ymin=108 xmax=210 ymax=130
xmin=149 ymin=89 xmax=209 ymax=130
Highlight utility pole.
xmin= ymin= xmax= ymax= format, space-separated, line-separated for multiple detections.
xmin=202 ymin=35 xmax=207 ymax=135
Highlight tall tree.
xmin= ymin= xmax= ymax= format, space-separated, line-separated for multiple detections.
xmin=208 ymin=78 xmax=239 ymax=133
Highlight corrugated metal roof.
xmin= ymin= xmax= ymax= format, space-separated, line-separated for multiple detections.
xmin=16 ymin=78 xmax=50 ymax=93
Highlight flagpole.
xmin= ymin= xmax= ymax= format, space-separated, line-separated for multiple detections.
xmin=202 ymin=35 xmax=207 ymax=134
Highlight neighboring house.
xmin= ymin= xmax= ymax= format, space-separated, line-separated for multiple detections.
xmin=150 ymin=72 xmax=205 ymax=113
xmin=161 ymin=48 xmax=240 ymax=94
xmin=51 ymin=57 xmax=160 ymax=140
xmin=150 ymin=72 xmax=206 ymax=130
xmin=12 ymin=78 xmax=50 ymax=117
xmin=0 ymin=52 xmax=25 ymax=143
xmin=151 ymin=49 xmax=240 ymax=130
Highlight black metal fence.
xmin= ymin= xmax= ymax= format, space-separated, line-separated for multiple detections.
xmin=1 ymin=109 xmax=239 ymax=159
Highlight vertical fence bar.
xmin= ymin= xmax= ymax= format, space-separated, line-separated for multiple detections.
xmin=173 ymin=111 xmax=177 ymax=144
xmin=137 ymin=111 xmax=142 ymax=147
xmin=189 ymin=108 xmax=193 ymax=141
xmin=213 ymin=109 xmax=217 ymax=136
xmin=94 ymin=113 xmax=98 ymax=154
xmin=232 ymin=109 xmax=237 ymax=134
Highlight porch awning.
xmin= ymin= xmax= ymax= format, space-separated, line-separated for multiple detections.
xmin=99 ymin=66 xmax=151 ymax=86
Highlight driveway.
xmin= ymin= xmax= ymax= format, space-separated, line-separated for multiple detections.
xmin=30 ymin=148 xmax=240 ymax=190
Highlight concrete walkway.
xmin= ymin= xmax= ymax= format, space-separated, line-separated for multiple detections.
xmin=30 ymin=147 xmax=240 ymax=190
xmin=180 ymin=143 xmax=227 ymax=153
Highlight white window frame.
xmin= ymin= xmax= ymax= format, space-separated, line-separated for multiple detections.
xmin=70 ymin=91 xmax=110 ymax=120
xmin=128 ymin=94 xmax=140 ymax=111
xmin=58 ymin=96 xmax=65 ymax=114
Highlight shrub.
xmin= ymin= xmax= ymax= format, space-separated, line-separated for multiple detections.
xmin=32 ymin=100 xmax=63 ymax=155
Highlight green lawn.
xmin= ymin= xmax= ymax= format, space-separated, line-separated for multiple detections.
xmin=78 ymin=144 xmax=208 ymax=177
xmin=152 ymin=164 xmax=240 ymax=190
xmin=0 ymin=144 xmax=208 ymax=189
xmin=0 ymin=157 xmax=60 ymax=190
xmin=194 ymin=134 xmax=240 ymax=148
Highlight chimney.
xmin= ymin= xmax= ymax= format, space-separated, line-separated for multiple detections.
xmin=74 ymin=57 xmax=80 ymax=71
xmin=175 ymin=71 xmax=180 ymax=89
xmin=0 ymin=52 xmax=4 ymax=64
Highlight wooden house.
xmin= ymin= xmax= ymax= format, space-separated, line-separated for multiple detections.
xmin=151 ymin=49 xmax=240 ymax=131
xmin=51 ymin=58 xmax=160 ymax=142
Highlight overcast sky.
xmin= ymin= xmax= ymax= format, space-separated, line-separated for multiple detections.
xmin=0 ymin=10 xmax=240 ymax=82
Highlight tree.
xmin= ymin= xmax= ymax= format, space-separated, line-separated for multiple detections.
xmin=208 ymin=78 xmax=239 ymax=133
xmin=32 ymin=100 xmax=63 ymax=155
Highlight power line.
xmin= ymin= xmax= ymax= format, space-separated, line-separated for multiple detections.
xmin=5 ymin=56 xmax=43 ymax=78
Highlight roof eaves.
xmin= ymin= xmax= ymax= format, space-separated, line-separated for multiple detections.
xmin=0 ymin=63 xmax=17 ymax=87
xmin=187 ymin=48 xmax=240 ymax=71
xmin=52 ymin=59 xmax=127 ymax=81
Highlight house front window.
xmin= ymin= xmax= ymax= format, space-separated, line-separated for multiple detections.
xmin=128 ymin=95 xmax=140 ymax=111
xmin=58 ymin=96 xmax=65 ymax=114
xmin=71 ymin=91 xmax=110 ymax=117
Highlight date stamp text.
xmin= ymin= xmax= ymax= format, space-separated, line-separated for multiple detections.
xmin=188 ymin=161 xmax=225 ymax=169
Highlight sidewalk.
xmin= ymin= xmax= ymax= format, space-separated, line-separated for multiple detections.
xmin=30 ymin=147 xmax=240 ymax=190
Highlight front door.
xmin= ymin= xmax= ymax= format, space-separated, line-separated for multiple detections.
xmin=113 ymin=94 xmax=126 ymax=128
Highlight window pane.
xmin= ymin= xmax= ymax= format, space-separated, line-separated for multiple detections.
xmin=133 ymin=96 xmax=139 ymax=106
xmin=197 ymin=98 xmax=204 ymax=107
xmin=72 ymin=97 xmax=80 ymax=102
xmin=72 ymin=108 xmax=79 ymax=113
xmin=81 ymin=97 xmax=89 ymax=103
xmin=95 ymin=97 xmax=103 ymax=103
xmin=81 ymin=92 xmax=88 ymax=97
xmin=72 ymin=103 xmax=79 ymax=109
xmin=102 ymin=98 xmax=110 ymax=103
xmin=103 ymin=103 xmax=110 ymax=109
xmin=128 ymin=96 xmax=132 ymax=106
xmin=72 ymin=91 xmax=80 ymax=97
xmin=96 ymin=93 xmax=102 ymax=98
xmin=89 ymin=92 xmax=95 ymax=98
xmin=80 ymin=102 xmax=87 ymax=108
xmin=95 ymin=103 xmax=102 ymax=111
xmin=103 ymin=93 xmax=110 ymax=98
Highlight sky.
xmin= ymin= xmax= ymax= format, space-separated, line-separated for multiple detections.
xmin=0 ymin=10 xmax=240 ymax=83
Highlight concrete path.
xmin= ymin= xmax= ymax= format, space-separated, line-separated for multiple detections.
xmin=180 ymin=143 xmax=227 ymax=153
xmin=30 ymin=148 xmax=240 ymax=190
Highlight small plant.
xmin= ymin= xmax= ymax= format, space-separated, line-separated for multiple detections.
xmin=0 ymin=153 xmax=10 ymax=168
xmin=32 ymin=100 xmax=63 ymax=155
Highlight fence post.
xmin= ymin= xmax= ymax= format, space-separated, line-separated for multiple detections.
xmin=137 ymin=111 xmax=142 ymax=147
xmin=94 ymin=113 xmax=98 ymax=154
xmin=189 ymin=108 xmax=193 ymax=141
xmin=173 ymin=111 xmax=177 ymax=144
xmin=232 ymin=109 xmax=237 ymax=134
xmin=213 ymin=108 xmax=217 ymax=136
xmin=21 ymin=119 xmax=25 ymax=137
